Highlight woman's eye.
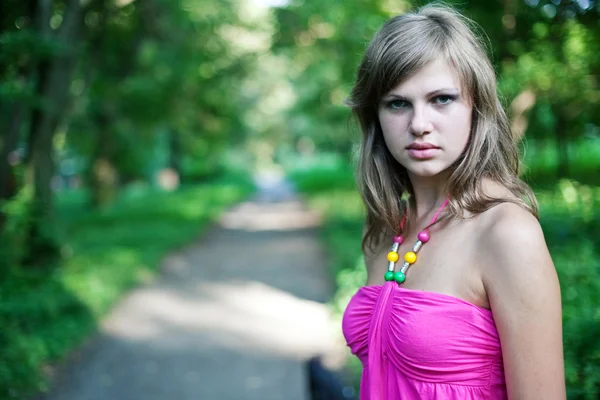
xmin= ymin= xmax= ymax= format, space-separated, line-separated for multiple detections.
xmin=434 ymin=95 xmax=455 ymax=105
xmin=388 ymin=100 xmax=408 ymax=109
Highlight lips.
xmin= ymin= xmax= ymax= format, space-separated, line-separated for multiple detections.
xmin=406 ymin=142 xmax=439 ymax=150
xmin=406 ymin=143 xmax=440 ymax=159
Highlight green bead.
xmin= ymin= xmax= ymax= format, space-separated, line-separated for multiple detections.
xmin=394 ymin=271 xmax=406 ymax=283
xmin=384 ymin=271 xmax=395 ymax=281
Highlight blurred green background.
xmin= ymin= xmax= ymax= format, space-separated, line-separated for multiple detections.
xmin=0 ymin=0 xmax=598 ymax=399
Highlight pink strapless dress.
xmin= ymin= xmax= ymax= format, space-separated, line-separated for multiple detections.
xmin=342 ymin=282 xmax=507 ymax=399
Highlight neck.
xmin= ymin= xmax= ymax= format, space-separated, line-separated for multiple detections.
xmin=408 ymin=170 xmax=451 ymax=221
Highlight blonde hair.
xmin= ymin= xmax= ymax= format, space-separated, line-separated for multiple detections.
xmin=347 ymin=3 xmax=538 ymax=250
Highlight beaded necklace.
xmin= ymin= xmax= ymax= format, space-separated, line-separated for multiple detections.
xmin=384 ymin=198 xmax=450 ymax=284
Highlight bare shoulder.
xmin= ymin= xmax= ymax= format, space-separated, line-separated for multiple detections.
xmin=480 ymin=201 xmax=545 ymax=250
xmin=477 ymin=178 xmax=546 ymax=261
xmin=477 ymin=201 xmax=554 ymax=290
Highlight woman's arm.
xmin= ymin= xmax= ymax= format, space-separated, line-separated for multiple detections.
xmin=481 ymin=203 xmax=565 ymax=399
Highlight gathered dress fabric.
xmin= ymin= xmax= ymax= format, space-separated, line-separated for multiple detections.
xmin=342 ymin=282 xmax=507 ymax=399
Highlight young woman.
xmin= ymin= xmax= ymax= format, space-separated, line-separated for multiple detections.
xmin=341 ymin=4 xmax=565 ymax=399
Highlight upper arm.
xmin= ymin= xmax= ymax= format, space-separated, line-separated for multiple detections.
xmin=481 ymin=204 xmax=565 ymax=399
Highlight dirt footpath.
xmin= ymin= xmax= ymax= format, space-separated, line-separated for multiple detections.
xmin=37 ymin=175 xmax=348 ymax=400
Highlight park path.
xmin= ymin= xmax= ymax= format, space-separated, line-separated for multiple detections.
xmin=37 ymin=173 xmax=349 ymax=400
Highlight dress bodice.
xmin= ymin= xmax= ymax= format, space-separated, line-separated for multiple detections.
xmin=342 ymin=282 xmax=507 ymax=399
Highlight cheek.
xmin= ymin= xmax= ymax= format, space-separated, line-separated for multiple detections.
xmin=378 ymin=112 xmax=408 ymax=142
xmin=452 ymin=109 xmax=473 ymax=149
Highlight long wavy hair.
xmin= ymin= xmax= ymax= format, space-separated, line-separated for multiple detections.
xmin=347 ymin=3 xmax=538 ymax=250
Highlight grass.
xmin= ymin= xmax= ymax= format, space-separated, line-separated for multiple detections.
xmin=0 ymin=174 xmax=255 ymax=400
xmin=288 ymin=147 xmax=600 ymax=399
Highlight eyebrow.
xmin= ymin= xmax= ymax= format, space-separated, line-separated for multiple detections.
xmin=383 ymin=88 xmax=461 ymax=100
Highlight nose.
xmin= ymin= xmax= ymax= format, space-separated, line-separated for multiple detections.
xmin=409 ymin=105 xmax=433 ymax=136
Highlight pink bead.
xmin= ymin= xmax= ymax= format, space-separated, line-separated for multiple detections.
xmin=417 ymin=231 xmax=430 ymax=243
xmin=393 ymin=235 xmax=404 ymax=244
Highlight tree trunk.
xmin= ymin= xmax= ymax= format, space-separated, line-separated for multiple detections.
xmin=0 ymin=102 xmax=24 ymax=201
xmin=82 ymin=0 xmax=147 ymax=206
xmin=0 ymin=103 xmax=23 ymax=231
xmin=22 ymin=0 xmax=83 ymax=267
xmin=89 ymin=110 xmax=119 ymax=208
xmin=0 ymin=1 xmax=37 ymax=203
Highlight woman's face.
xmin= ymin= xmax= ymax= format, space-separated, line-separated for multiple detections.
xmin=378 ymin=58 xmax=473 ymax=179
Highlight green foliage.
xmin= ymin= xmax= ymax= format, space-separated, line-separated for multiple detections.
xmin=291 ymin=148 xmax=600 ymax=399
xmin=64 ymin=0 xmax=262 ymax=186
xmin=0 ymin=185 xmax=62 ymax=270
xmin=286 ymin=153 xmax=358 ymax=194
xmin=2 ymin=0 xmax=599 ymax=397
xmin=522 ymin=136 xmax=600 ymax=186
xmin=273 ymin=0 xmax=600 ymax=175
xmin=272 ymin=0 xmax=406 ymax=153
xmin=0 ymin=175 xmax=254 ymax=400
xmin=537 ymin=180 xmax=600 ymax=400
xmin=0 ymin=269 xmax=94 ymax=400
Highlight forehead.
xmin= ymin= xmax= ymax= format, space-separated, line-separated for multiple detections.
xmin=387 ymin=58 xmax=463 ymax=95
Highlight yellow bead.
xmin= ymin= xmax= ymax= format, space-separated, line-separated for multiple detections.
xmin=404 ymin=251 xmax=417 ymax=264
xmin=387 ymin=251 xmax=399 ymax=262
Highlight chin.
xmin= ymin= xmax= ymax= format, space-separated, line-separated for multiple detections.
xmin=404 ymin=162 xmax=453 ymax=179
xmin=410 ymin=169 xmax=444 ymax=178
